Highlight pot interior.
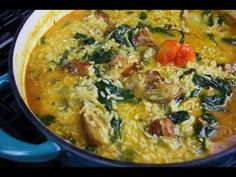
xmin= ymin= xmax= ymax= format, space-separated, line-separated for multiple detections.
xmin=13 ymin=10 xmax=72 ymax=107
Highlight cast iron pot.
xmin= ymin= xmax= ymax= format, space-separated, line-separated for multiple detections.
xmin=0 ymin=10 xmax=236 ymax=167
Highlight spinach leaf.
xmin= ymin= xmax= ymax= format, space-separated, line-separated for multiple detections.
xmin=59 ymin=50 xmax=70 ymax=66
xmin=73 ymin=33 xmax=87 ymax=39
xmin=169 ymin=111 xmax=190 ymax=124
xmin=84 ymin=144 xmax=96 ymax=153
xmin=195 ymin=52 xmax=202 ymax=61
xmin=90 ymin=48 xmax=115 ymax=64
xmin=216 ymin=16 xmax=225 ymax=26
xmin=194 ymin=123 xmax=215 ymax=139
xmin=110 ymin=117 xmax=122 ymax=142
xmin=95 ymin=79 xmax=135 ymax=111
xmin=175 ymin=94 xmax=185 ymax=103
xmin=201 ymin=113 xmax=217 ymax=124
xmin=192 ymin=74 xmax=232 ymax=96
xmin=38 ymin=114 xmax=55 ymax=126
xmin=207 ymin=33 xmax=216 ymax=44
xmin=73 ymin=32 xmax=96 ymax=45
xmin=40 ymin=36 xmax=46 ymax=45
xmin=222 ymin=38 xmax=236 ymax=46
xmin=201 ymin=10 xmax=214 ymax=26
xmin=109 ymin=24 xmax=132 ymax=47
xmin=147 ymin=25 xmax=175 ymax=37
xmin=192 ymin=73 xmax=232 ymax=111
xmin=139 ymin=12 xmax=147 ymax=20
xmin=190 ymin=89 xmax=201 ymax=97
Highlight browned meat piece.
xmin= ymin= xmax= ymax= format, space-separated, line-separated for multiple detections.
xmin=147 ymin=118 xmax=175 ymax=137
xmin=108 ymin=54 xmax=141 ymax=79
xmin=143 ymin=70 xmax=182 ymax=103
xmin=229 ymin=62 xmax=236 ymax=73
xmin=66 ymin=59 xmax=90 ymax=76
xmin=135 ymin=27 xmax=156 ymax=47
xmin=144 ymin=70 xmax=164 ymax=90
xmin=121 ymin=63 xmax=139 ymax=77
xmin=94 ymin=10 xmax=110 ymax=24
xmin=80 ymin=106 xmax=110 ymax=147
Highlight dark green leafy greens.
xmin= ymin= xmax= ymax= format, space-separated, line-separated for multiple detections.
xmin=201 ymin=113 xmax=217 ymax=124
xmin=195 ymin=52 xmax=202 ymax=61
xmin=40 ymin=37 xmax=46 ymax=45
xmin=190 ymin=89 xmax=201 ymax=97
xmin=169 ymin=111 xmax=190 ymax=124
xmin=207 ymin=33 xmax=217 ymax=44
xmin=73 ymin=32 xmax=96 ymax=45
xmin=139 ymin=12 xmax=147 ymax=20
xmin=84 ymin=144 xmax=96 ymax=153
xmin=95 ymin=79 xmax=135 ymax=111
xmin=110 ymin=117 xmax=122 ymax=143
xmin=147 ymin=25 xmax=175 ymax=37
xmin=222 ymin=38 xmax=236 ymax=46
xmin=37 ymin=114 xmax=55 ymax=126
xmin=192 ymin=73 xmax=232 ymax=111
xmin=109 ymin=24 xmax=137 ymax=48
xmin=194 ymin=123 xmax=215 ymax=140
xmin=59 ymin=50 xmax=70 ymax=66
xmin=90 ymin=48 xmax=115 ymax=64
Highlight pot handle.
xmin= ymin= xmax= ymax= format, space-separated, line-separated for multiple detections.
xmin=0 ymin=73 xmax=62 ymax=162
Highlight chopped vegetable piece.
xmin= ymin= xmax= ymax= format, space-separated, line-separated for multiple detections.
xmin=222 ymin=38 xmax=236 ymax=46
xmin=90 ymin=48 xmax=115 ymax=64
xmin=38 ymin=114 xmax=56 ymax=126
xmin=139 ymin=12 xmax=147 ymax=20
xmin=156 ymin=40 xmax=195 ymax=67
xmin=169 ymin=111 xmax=190 ymax=124
xmin=66 ymin=59 xmax=90 ymax=76
xmin=84 ymin=144 xmax=96 ymax=153
xmin=201 ymin=113 xmax=217 ymax=124
xmin=59 ymin=50 xmax=70 ymax=66
xmin=111 ymin=117 xmax=122 ymax=142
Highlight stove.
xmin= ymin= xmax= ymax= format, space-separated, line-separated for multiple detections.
xmin=0 ymin=10 xmax=60 ymax=167
xmin=0 ymin=10 xmax=235 ymax=167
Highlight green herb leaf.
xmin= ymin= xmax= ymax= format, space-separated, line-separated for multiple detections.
xmin=190 ymin=89 xmax=201 ymax=97
xmin=111 ymin=117 xmax=122 ymax=142
xmin=147 ymin=25 xmax=175 ymax=37
xmin=84 ymin=144 xmax=96 ymax=153
xmin=139 ymin=12 xmax=147 ymax=20
xmin=207 ymin=33 xmax=216 ymax=44
xmin=59 ymin=50 xmax=70 ymax=66
xmin=222 ymin=38 xmax=236 ymax=46
xmin=201 ymin=113 xmax=217 ymax=124
xmin=169 ymin=111 xmax=190 ymax=124
xmin=38 ymin=114 xmax=55 ymax=126
xmin=90 ymin=48 xmax=115 ymax=64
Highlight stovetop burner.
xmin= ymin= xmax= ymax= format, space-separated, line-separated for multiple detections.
xmin=0 ymin=10 xmax=60 ymax=167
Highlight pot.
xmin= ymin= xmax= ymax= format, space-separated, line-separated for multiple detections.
xmin=0 ymin=10 xmax=236 ymax=167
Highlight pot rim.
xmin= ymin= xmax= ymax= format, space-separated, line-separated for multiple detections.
xmin=8 ymin=10 xmax=236 ymax=167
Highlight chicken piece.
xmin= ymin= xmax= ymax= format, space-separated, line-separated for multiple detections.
xmin=108 ymin=53 xmax=141 ymax=79
xmin=66 ymin=59 xmax=90 ymax=76
xmin=80 ymin=101 xmax=110 ymax=147
xmin=135 ymin=27 xmax=156 ymax=47
xmin=147 ymin=118 xmax=175 ymax=137
xmin=124 ymin=70 xmax=181 ymax=103
xmin=94 ymin=10 xmax=110 ymax=24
